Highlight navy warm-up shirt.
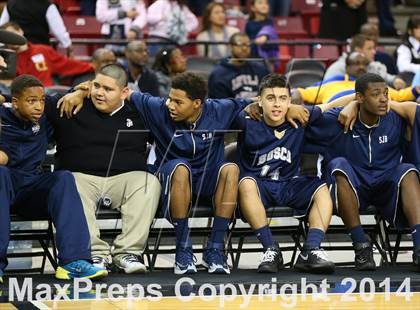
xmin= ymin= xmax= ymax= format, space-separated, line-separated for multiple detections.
xmin=404 ymin=104 xmax=420 ymax=170
xmin=235 ymin=105 xmax=322 ymax=181
xmin=130 ymin=92 xmax=251 ymax=174
xmin=0 ymin=105 xmax=53 ymax=174
xmin=305 ymin=108 xmax=407 ymax=181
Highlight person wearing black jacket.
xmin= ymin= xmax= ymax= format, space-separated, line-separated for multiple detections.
xmin=46 ymin=64 xmax=161 ymax=274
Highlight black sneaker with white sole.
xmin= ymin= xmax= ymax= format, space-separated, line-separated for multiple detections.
xmin=294 ymin=248 xmax=335 ymax=274
xmin=257 ymin=244 xmax=284 ymax=273
xmin=354 ymin=242 xmax=376 ymax=271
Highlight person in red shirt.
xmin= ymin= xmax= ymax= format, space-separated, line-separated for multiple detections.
xmin=2 ymin=22 xmax=94 ymax=86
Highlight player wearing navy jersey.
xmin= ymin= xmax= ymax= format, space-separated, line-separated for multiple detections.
xmin=0 ymin=75 xmax=107 ymax=283
xmin=396 ymin=102 xmax=420 ymax=171
xmin=124 ymin=72 xmax=261 ymax=275
xmin=306 ymin=73 xmax=420 ymax=271
xmin=235 ymin=73 xmax=336 ymax=274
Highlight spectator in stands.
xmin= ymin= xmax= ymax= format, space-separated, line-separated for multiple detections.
xmin=0 ymin=0 xmax=73 ymax=56
xmin=96 ymin=0 xmax=147 ymax=53
xmin=125 ymin=40 xmax=159 ymax=96
xmin=91 ymin=48 xmax=117 ymax=72
xmin=146 ymin=0 xmax=199 ymax=55
xmin=208 ymin=32 xmax=270 ymax=99
xmin=235 ymin=73 xmax=341 ymax=274
xmin=396 ymin=15 xmax=420 ymax=84
xmin=324 ymin=34 xmax=406 ymax=89
xmin=360 ymin=22 xmax=398 ymax=75
xmin=152 ymin=47 xmax=187 ymax=97
xmin=2 ymin=22 xmax=94 ymax=87
xmin=49 ymin=64 xmax=161 ymax=273
xmin=307 ymin=73 xmax=420 ymax=271
xmin=72 ymin=48 xmax=116 ymax=85
xmin=293 ymin=52 xmax=419 ymax=104
xmin=319 ymin=0 xmax=367 ymax=41
xmin=245 ymin=0 xmax=279 ymax=61
xmin=376 ymin=0 xmax=399 ymax=37
xmin=0 ymin=75 xmax=108 ymax=283
xmin=196 ymin=2 xmax=240 ymax=58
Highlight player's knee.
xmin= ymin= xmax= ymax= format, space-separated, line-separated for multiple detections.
xmin=333 ymin=171 xmax=350 ymax=186
xmin=401 ymin=170 xmax=420 ymax=188
xmin=328 ymin=157 xmax=350 ymax=171
xmin=239 ymin=178 xmax=256 ymax=195
xmin=220 ymin=164 xmax=239 ymax=181
xmin=171 ymin=165 xmax=190 ymax=188
xmin=314 ymin=185 xmax=331 ymax=201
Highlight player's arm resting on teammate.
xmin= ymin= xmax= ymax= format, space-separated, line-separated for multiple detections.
xmin=0 ymin=150 xmax=8 ymax=165
xmin=318 ymin=93 xmax=356 ymax=112
xmin=286 ymin=94 xmax=357 ymax=128
xmin=56 ymin=80 xmax=91 ymax=118
xmin=388 ymin=100 xmax=417 ymax=128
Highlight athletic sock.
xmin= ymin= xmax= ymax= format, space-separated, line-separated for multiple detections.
xmin=255 ymin=225 xmax=275 ymax=248
xmin=173 ymin=218 xmax=191 ymax=247
xmin=303 ymin=228 xmax=325 ymax=249
xmin=348 ymin=225 xmax=369 ymax=244
xmin=208 ymin=216 xmax=230 ymax=247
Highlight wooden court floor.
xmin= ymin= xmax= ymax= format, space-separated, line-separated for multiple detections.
xmin=1 ymin=293 xmax=419 ymax=310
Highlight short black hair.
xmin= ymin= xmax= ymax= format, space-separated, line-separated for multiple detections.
xmin=97 ymin=63 xmax=128 ymax=87
xmin=171 ymin=72 xmax=207 ymax=102
xmin=345 ymin=51 xmax=365 ymax=66
xmin=229 ymin=32 xmax=248 ymax=45
xmin=152 ymin=47 xmax=177 ymax=75
xmin=258 ymin=73 xmax=290 ymax=95
xmin=355 ymin=73 xmax=386 ymax=94
xmin=11 ymin=74 xmax=43 ymax=97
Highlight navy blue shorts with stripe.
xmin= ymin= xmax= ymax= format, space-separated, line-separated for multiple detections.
xmin=154 ymin=159 xmax=233 ymax=221
xmin=326 ymin=157 xmax=419 ymax=229
xmin=239 ymin=173 xmax=326 ymax=219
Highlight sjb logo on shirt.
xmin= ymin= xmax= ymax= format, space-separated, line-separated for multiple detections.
xmin=379 ymin=135 xmax=388 ymax=144
xmin=126 ymin=118 xmax=133 ymax=128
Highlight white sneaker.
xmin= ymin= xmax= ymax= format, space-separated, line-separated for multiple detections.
xmin=92 ymin=256 xmax=110 ymax=270
xmin=114 ymin=254 xmax=147 ymax=273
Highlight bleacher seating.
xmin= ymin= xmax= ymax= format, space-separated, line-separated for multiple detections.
xmin=53 ymin=0 xmax=81 ymax=15
xmin=273 ymin=16 xmax=308 ymax=39
xmin=63 ymin=16 xmax=102 ymax=38
xmin=290 ymin=0 xmax=322 ymax=36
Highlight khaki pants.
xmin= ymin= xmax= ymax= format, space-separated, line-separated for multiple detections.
xmin=73 ymin=171 xmax=160 ymax=261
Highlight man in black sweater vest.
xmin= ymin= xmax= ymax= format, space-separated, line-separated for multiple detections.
xmin=45 ymin=64 xmax=161 ymax=273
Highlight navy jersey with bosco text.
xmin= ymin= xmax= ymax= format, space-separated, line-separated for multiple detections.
xmin=404 ymin=104 xmax=420 ymax=170
xmin=235 ymin=105 xmax=322 ymax=181
xmin=0 ymin=105 xmax=53 ymax=175
xmin=130 ymin=92 xmax=251 ymax=173
xmin=306 ymin=108 xmax=407 ymax=181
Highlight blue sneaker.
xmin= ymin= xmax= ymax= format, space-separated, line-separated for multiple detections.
xmin=55 ymin=260 xmax=108 ymax=280
xmin=203 ymin=244 xmax=230 ymax=274
xmin=174 ymin=246 xmax=197 ymax=274
xmin=0 ymin=269 xmax=3 ymax=284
